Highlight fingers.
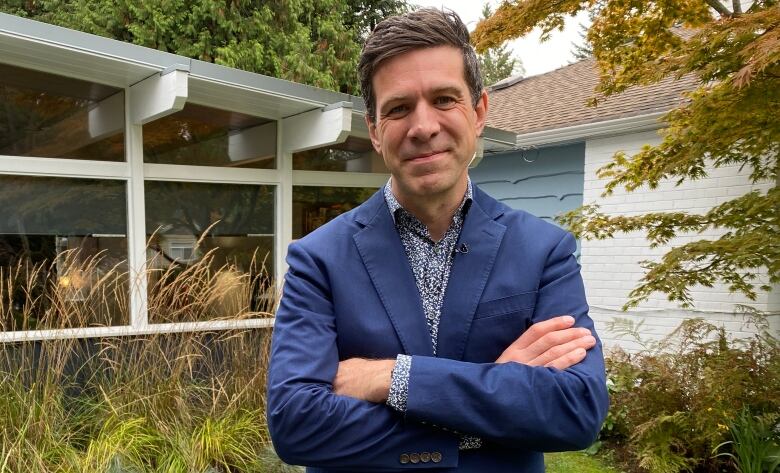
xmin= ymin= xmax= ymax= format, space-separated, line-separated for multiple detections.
xmin=545 ymin=347 xmax=588 ymax=370
xmin=495 ymin=315 xmax=596 ymax=366
xmin=530 ymin=333 xmax=596 ymax=368
xmin=524 ymin=327 xmax=593 ymax=361
xmin=509 ymin=315 xmax=576 ymax=351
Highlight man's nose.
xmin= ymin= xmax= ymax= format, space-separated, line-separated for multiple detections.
xmin=407 ymin=102 xmax=440 ymax=141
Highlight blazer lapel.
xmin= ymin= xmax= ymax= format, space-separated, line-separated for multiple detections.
xmin=437 ymin=188 xmax=506 ymax=360
xmin=353 ymin=192 xmax=434 ymax=357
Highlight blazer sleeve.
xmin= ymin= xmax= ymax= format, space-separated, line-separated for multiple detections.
xmin=266 ymin=242 xmax=460 ymax=470
xmin=402 ymin=232 xmax=609 ymax=452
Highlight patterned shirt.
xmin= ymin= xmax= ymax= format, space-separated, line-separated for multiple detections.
xmin=383 ymin=179 xmax=482 ymax=450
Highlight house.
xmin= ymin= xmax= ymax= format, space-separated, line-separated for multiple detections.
xmin=3 ymin=12 xmax=773 ymax=349
xmin=477 ymin=58 xmax=778 ymax=351
xmin=0 ymin=12 xmax=517 ymax=341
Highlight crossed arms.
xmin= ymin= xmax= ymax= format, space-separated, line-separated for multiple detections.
xmin=267 ymin=232 xmax=609 ymax=469
xmin=334 ymin=315 xmax=598 ymax=403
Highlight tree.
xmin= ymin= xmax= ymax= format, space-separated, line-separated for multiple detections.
xmin=569 ymin=7 xmax=600 ymax=61
xmin=476 ymin=3 xmax=524 ymax=86
xmin=0 ymin=0 xmax=404 ymax=94
xmin=570 ymin=21 xmax=592 ymax=61
xmin=343 ymin=0 xmax=410 ymax=42
xmin=473 ymin=1 xmax=779 ymax=310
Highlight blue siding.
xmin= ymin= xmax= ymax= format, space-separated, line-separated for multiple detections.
xmin=471 ymin=143 xmax=585 ymax=225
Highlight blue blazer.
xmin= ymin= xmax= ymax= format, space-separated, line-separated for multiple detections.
xmin=267 ymin=185 xmax=609 ymax=472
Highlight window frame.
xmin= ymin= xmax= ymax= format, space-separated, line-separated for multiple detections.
xmin=0 ymin=65 xmax=389 ymax=342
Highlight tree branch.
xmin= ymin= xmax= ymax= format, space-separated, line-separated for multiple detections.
xmin=732 ymin=0 xmax=742 ymax=15
xmin=705 ymin=0 xmax=732 ymax=17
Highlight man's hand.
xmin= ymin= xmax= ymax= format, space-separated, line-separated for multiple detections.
xmin=496 ymin=315 xmax=596 ymax=370
xmin=333 ymin=358 xmax=395 ymax=403
xmin=333 ymin=316 xmax=594 ymax=402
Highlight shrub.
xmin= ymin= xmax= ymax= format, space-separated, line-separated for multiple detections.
xmin=0 ymin=251 xmax=297 ymax=472
xmin=714 ymin=408 xmax=780 ymax=473
xmin=601 ymin=316 xmax=779 ymax=473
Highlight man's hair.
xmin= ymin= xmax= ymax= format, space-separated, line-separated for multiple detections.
xmin=358 ymin=8 xmax=483 ymax=123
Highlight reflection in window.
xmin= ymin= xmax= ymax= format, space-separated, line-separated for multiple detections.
xmin=145 ymin=181 xmax=275 ymax=323
xmin=293 ymin=136 xmax=387 ymax=173
xmin=293 ymin=186 xmax=378 ymax=239
xmin=0 ymin=176 xmax=128 ymax=331
xmin=143 ymin=104 xmax=276 ymax=169
xmin=0 ymin=63 xmax=125 ymax=161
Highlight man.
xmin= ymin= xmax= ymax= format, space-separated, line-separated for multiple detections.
xmin=267 ymin=8 xmax=609 ymax=472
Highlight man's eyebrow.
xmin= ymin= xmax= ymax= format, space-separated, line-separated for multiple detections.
xmin=381 ymin=94 xmax=410 ymax=106
xmin=429 ymin=86 xmax=464 ymax=97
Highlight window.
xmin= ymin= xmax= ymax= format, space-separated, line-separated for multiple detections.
xmin=143 ymin=104 xmax=276 ymax=169
xmin=293 ymin=186 xmax=378 ymax=239
xmin=0 ymin=175 xmax=128 ymax=331
xmin=0 ymin=63 xmax=125 ymax=162
xmin=144 ymin=181 xmax=275 ymax=323
xmin=293 ymin=136 xmax=387 ymax=173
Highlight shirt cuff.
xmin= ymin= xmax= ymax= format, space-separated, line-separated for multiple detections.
xmin=458 ymin=435 xmax=483 ymax=450
xmin=386 ymin=354 xmax=411 ymax=413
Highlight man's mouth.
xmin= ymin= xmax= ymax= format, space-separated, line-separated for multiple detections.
xmin=406 ymin=150 xmax=446 ymax=162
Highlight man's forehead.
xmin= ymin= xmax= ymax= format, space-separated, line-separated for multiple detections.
xmin=373 ymin=45 xmax=463 ymax=74
xmin=371 ymin=47 xmax=467 ymax=98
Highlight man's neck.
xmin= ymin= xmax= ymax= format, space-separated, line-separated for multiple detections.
xmin=391 ymin=178 xmax=468 ymax=242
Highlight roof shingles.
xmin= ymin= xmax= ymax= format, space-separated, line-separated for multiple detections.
xmin=486 ymin=58 xmax=699 ymax=135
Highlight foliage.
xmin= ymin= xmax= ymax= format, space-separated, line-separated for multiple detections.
xmin=0 ymin=0 xmax=404 ymax=94
xmin=476 ymin=3 xmax=524 ymax=86
xmin=473 ymin=0 xmax=779 ymax=310
xmin=0 ymin=249 xmax=294 ymax=472
xmin=600 ymin=318 xmax=779 ymax=473
xmin=714 ymin=408 xmax=780 ymax=473
xmin=342 ymin=0 xmax=410 ymax=42
xmin=544 ymin=450 xmax=623 ymax=472
xmin=570 ymin=7 xmax=600 ymax=61
xmin=570 ymin=20 xmax=593 ymax=61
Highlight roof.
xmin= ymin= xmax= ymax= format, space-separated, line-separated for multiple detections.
xmin=486 ymin=57 xmax=699 ymax=136
xmin=0 ymin=12 xmax=516 ymax=151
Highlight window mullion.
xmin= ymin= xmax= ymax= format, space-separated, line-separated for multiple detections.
xmin=125 ymin=89 xmax=150 ymax=329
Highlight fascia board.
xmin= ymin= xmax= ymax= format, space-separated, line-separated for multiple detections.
xmin=0 ymin=12 xmax=370 ymax=121
xmin=0 ymin=13 xmax=187 ymax=86
xmin=514 ymin=112 xmax=666 ymax=147
xmin=189 ymin=60 xmax=357 ymax=109
xmin=483 ymin=126 xmax=517 ymax=151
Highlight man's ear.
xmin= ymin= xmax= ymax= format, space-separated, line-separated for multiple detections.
xmin=474 ymin=90 xmax=489 ymax=137
xmin=366 ymin=114 xmax=382 ymax=154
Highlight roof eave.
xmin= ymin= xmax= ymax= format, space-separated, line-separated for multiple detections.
xmin=515 ymin=112 xmax=666 ymax=147
xmin=483 ymin=126 xmax=517 ymax=151
xmin=0 ymin=13 xmax=365 ymax=120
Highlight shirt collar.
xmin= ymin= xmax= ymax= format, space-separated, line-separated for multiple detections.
xmin=383 ymin=177 xmax=473 ymax=224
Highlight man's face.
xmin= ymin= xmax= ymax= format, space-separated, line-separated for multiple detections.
xmin=367 ymin=46 xmax=488 ymax=202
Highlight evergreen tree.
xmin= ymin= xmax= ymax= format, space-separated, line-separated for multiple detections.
xmin=0 ymin=0 xmax=405 ymax=94
xmin=476 ymin=3 xmax=524 ymax=86
xmin=569 ymin=7 xmax=600 ymax=62
xmin=343 ymin=0 xmax=410 ymax=42
xmin=570 ymin=20 xmax=592 ymax=61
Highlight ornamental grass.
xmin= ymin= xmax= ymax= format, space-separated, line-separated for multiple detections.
xmin=0 ymin=247 xmax=298 ymax=472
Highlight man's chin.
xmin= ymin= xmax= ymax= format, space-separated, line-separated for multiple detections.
xmin=405 ymin=179 xmax=454 ymax=198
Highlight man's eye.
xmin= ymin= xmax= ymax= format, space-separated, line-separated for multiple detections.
xmin=387 ymin=105 xmax=408 ymax=115
xmin=435 ymin=96 xmax=456 ymax=106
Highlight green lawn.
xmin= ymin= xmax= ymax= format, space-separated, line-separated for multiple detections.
xmin=545 ymin=451 xmax=624 ymax=473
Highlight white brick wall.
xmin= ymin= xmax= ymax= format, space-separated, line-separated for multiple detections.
xmin=581 ymin=130 xmax=779 ymax=351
